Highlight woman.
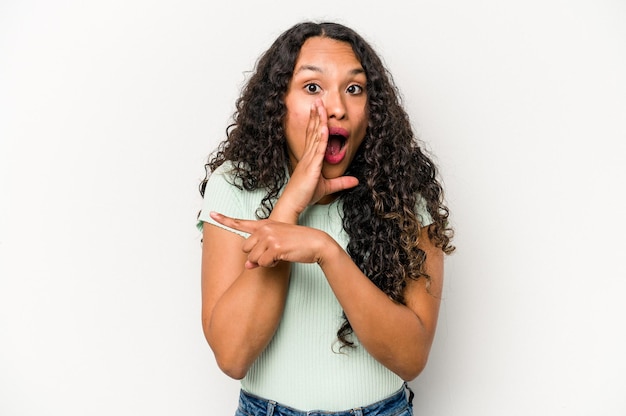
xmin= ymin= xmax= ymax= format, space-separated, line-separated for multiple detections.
xmin=198 ymin=21 xmax=454 ymax=416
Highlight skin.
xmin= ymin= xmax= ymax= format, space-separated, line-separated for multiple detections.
xmin=283 ymin=37 xmax=368 ymax=193
xmin=201 ymin=37 xmax=444 ymax=381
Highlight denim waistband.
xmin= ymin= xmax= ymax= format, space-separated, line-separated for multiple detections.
xmin=236 ymin=383 xmax=413 ymax=416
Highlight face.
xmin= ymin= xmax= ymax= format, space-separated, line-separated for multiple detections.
xmin=283 ymin=36 xmax=368 ymax=179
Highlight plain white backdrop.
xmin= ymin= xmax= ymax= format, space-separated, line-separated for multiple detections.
xmin=1 ymin=0 xmax=625 ymax=415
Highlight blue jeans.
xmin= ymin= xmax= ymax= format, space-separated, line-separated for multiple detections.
xmin=234 ymin=384 xmax=414 ymax=416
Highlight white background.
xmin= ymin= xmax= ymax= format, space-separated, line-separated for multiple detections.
xmin=1 ymin=1 xmax=625 ymax=415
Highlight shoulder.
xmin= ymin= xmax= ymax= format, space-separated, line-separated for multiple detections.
xmin=206 ymin=160 xmax=257 ymax=192
xmin=415 ymin=193 xmax=433 ymax=227
xmin=209 ymin=160 xmax=239 ymax=182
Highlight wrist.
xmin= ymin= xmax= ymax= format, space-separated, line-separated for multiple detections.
xmin=315 ymin=234 xmax=342 ymax=267
xmin=270 ymin=199 xmax=303 ymax=224
xmin=268 ymin=209 xmax=299 ymax=224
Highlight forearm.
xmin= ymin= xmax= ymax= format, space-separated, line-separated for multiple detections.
xmin=269 ymin=188 xmax=308 ymax=224
xmin=318 ymin=243 xmax=438 ymax=381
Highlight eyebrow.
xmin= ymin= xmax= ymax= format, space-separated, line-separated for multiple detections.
xmin=294 ymin=64 xmax=365 ymax=76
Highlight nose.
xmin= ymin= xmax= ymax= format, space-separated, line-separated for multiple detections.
xmin=323 ymin=90 xmax=346 ymax=120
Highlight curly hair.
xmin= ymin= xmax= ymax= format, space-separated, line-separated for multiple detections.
xmin=200 ymin=21 xmax=454 ymax=347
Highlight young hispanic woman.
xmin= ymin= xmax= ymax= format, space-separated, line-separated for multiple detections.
xmin=197 ymin=21 xmax=454 ymax=416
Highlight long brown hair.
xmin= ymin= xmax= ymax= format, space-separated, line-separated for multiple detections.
xmin=200 ymin=21 xmax=454 ymax=346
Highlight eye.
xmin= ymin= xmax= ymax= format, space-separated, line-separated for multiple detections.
xmin=346 ymin=84 xmax=364 ymax=95
xmin=305 ymin=83 xmax=321 ymax=94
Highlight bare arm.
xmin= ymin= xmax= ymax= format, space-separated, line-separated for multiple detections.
xmin=201 ymin=100 xmax=358 ymax=379
xmin=212 ymin=213 xmax=444 ymax=381
xmin=206 ymin=96 xmax=443 ymax=380
xmin=201 ymin=223 xmax=291 ymax=380
xmin=319 ymin=224 xmax=444 ymax=381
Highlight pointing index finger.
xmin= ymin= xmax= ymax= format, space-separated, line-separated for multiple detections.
xmin=209 ymin=211 xmax=257 ymax=234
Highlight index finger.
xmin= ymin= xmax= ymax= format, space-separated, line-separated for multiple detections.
xmin=305 ymin=99 xmax=328 ymax=146
xmin=209 ymin=211 xmax=258 ymax=234
xmin=314 ymin=99 xmax=328 ymax=145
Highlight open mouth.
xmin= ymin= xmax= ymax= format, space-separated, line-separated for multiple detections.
xmin=326 ymin=127 xmax=349 ymax=160
xmin=326 ymin=133 xmax=347 ymax=156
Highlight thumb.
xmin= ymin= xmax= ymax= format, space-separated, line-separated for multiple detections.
xmin=325 ymin=176 xmax=359 ymax=195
